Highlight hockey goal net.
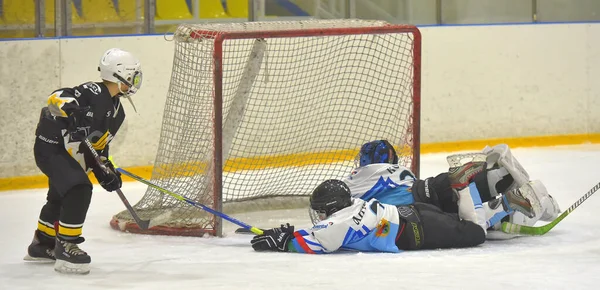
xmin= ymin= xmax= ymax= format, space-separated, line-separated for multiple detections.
xmin=111 ymin=19 xmax=421 ymax=237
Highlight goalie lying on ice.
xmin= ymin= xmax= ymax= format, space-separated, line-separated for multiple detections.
xmin=311 ymin=140 xmax=562 ymax=240
xmin=251 ymin=140 xmax=562 ymax=253
xmin=251 ymin=179 xmax=486 ymax=253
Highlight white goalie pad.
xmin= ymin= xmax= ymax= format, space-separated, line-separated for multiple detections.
xmin=511 ymin=180 xmax=560 ymax=223
xmin=483 ymin=144 xmax=530 ymax=191
xmin=446 ymin=152 xmax=486 ymax=167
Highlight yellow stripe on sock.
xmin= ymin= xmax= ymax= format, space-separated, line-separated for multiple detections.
xmin=58 ymin=225 xmax=82 ymax=237
xmin=37 ymin=222 xmax=56 ymax=237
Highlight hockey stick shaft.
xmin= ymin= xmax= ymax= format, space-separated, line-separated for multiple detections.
xmin=115 ymin=167 xmax=264 ymax=235
xmin=83 ymin=139 xmax=150 ymax=230
xmin=501 ymin=181 xmax=600 ymax=235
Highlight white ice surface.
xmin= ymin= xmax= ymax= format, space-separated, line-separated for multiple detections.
xmin=1 ymin=145 xmax=600 ymax=290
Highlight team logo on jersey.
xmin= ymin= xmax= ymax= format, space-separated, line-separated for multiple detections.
xmin=83 ymin=82 xmax=102 ymax=95
xmin=375 ymin=219 xmax=390 ymax=237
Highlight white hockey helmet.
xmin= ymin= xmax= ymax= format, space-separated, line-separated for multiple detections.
xmin=98 ymin=48 xmax=142 ymax=111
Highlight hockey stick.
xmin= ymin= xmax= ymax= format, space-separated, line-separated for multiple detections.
xmin=115 ymin=167 xmax=265 ymax=235
xmin=235 ymin=227 xmax=265 ymax=235
xmin=501 ymin=181 xmax=600 ymax=235
xmin=82 ymin=139 xmax=150 ymax=230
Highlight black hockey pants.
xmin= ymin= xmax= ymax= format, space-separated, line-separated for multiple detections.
xmin=33 ymin=138 xmax=93 ymax=244
xmin=395 ymin=202 xmax=486 ymax=250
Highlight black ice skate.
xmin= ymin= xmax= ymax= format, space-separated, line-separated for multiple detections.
xmin=23 ymin=232 xmax=55 ymax=262
xmin=54 ymin=237 xmax=91 ymax=275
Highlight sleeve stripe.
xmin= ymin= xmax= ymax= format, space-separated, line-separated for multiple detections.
xmin=92 ymin=131 xmax=110 ymax=150
xmin=303 ymin=239 xmax=323 ymax=247
xmin=296 ymin=229 xmax=309 ymax=235
xmin=293 ymin=232 xmax=315 ymax=254
xmin=342 ymin=228 xmax=354 ymax=245
xmin=290 ymin=239 xmax=306 ymax=253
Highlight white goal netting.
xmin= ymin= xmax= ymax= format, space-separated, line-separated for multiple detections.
xmin=111 ymin=19 xmax=421 ymax=236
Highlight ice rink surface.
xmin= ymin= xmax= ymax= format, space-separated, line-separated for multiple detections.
xmin=1 ymin=145 xmax=600 ymax=290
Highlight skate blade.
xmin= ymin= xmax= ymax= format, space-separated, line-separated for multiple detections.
xmin=23 ymin=254 xmax=55 ymax=263
xmin=54 ymin=260 xmax=90 ymax=275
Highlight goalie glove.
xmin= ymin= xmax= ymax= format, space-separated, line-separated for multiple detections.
xmin=251 ymin=224 xmax=294 ymax=252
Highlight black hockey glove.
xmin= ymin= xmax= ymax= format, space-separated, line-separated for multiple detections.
xmin=92 ymin=158 xmax=122 ymax=192
xmin=66 ymin=106 xmax=93 ymax=142
xmin=251 ymin=223 xmax=295 ymax=252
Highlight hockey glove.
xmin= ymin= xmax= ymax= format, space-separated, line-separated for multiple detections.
xmin=92 ymin=157 xmax=122 ymax=192
xmin=251 ymin=223 xmax=295 ymax=252
xmin=66 ymin=106 xmax=93 ymax=142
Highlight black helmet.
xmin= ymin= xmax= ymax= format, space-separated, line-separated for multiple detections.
xmin=310 ymin=179 xmax=352 ymax=220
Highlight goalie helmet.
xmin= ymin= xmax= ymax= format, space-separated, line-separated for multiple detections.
xmin=356 ymin=140 xmax=398 ymax=167
xmin=98 ymin=48 xmax=142 ymax=111
xmin=310 ymin=179 xmax=352 ymax=221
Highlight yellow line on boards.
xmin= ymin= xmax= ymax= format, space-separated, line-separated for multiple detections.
xmin=1 ymin=133 xmax=599 ymax=191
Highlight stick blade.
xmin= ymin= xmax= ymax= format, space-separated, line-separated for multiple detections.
xmin=235 ymin=227 xmax=255 ymax=235
xmin=137 ymin=219 xmax=151 ymax=230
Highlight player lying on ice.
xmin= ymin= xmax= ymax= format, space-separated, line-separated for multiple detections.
xmin=250 ymin=141 xmax=561 ymax=253
xmin=311 ymin=140 xmax=562 ymax=240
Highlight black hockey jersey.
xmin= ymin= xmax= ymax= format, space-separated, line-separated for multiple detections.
xmin=35 ymin=82 xmax=126 ymax=170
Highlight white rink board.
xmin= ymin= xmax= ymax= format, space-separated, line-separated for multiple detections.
xmin=1 ymin=23 xmax=600 ymax=177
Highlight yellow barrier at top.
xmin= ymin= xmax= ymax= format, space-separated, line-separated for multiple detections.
xmin=156 ymin=0 xmax=193 ymax=20
xmin=0 ymin=0 xmax=243 ymax=38
xmin=198 ymin=0 xmax=228 ymax=19
xmin=225 ymin=0 xmax=248 ymax=18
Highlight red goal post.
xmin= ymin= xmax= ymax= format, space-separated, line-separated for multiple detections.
xmin=111 ymin=19 xmax=421 ymax=237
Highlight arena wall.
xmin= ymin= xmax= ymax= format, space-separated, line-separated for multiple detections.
xmin=1 ymin=23 xmax=599 ymax=187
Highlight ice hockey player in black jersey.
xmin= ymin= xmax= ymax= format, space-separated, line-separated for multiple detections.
xmin=24 ymin=48 xmax=142 ymax=274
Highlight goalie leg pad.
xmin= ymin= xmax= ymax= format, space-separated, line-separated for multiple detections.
xmin=509 ymin=180 xmax=560 ymax=223
xmin=483 ymin=144 xmax=529 ymax=193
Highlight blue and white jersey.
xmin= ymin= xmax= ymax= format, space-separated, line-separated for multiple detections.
xmin=342 ymin=164 xmax=416 ymax=206
xmin=291 ymin=198 xmax=402 ymax=254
